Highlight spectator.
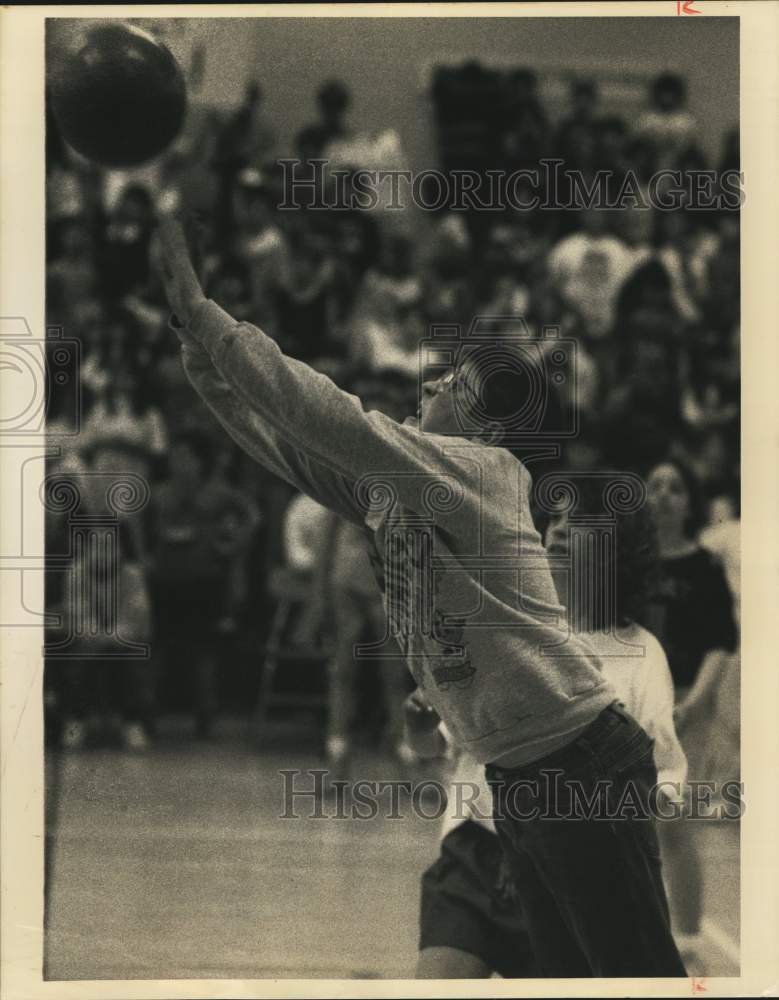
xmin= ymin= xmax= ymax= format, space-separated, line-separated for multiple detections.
xmin=47 ymin=215 xmax=98 ymax=317
xmin=277 ymin=226 xmax=342 ymax=361
xmin=636 ymin=72 xmax=698 ymax=171
xmin=230 ymin=170 xmax=289 ymax=336
xmin=296 ymin=79 xmax=353 ymax=161
xmin=656 ymin=209 xmax=720 ymax=324
xmin=81 ymin=355 xmax=168 ymax=461
xmin=600 ymin=320 xmax=683 ymax=471
xmin=645 ymin=456 xmax=738 ymax=965
xmin=148 ymin=430 xmax=260 ymax=738
xmin=555 ymin=78 xmax=600 ymax=173
xmin=548 ymin=209 xmax=633 ymax=338
xmin=99 ymin=184 xmax=154 ymax=301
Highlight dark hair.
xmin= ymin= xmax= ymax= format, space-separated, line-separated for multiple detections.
xmin=648 ymin=454 xmax=707 ymax=538
xmin=171 ymin=429 xmax=215 ymax=477
xmin=576 ymin=475 xmax=660 ymax=630
xmin=652 ymin=72 xmax=686 ymax=103
xmin=464 ymin=346 xmax=567 ymax=479
xmin=317 ymin=79 xmax=351 ymax=113
xmin=118 ymin=184 xmax=153 ymax=213
xmin=572 ymin=78 xmax=597 ymax=101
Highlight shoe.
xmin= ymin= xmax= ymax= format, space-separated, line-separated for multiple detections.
xmin=122 ymin=722 xmax=150 ymax=752
xmin=61 ymin=719 xmax=86 ymax=751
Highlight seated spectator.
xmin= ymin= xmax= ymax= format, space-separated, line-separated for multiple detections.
xmin=600 ymin=320 xmax=683 ymax=471
xmin=296 ymin=79 xmax=353 ymax=162
xmin=230 ymin=170 xmax=289 ymax=336
xmin=548 ymin=208 xmax=633 ymax=338
xmin=47 ymin=215 xmax=97 ymax=317
xmin=349 ymin=293 xmax=423 ymax=378
xmin=681 ymin=325 xmax=739 ymax=434
xmin=656 ymin=208 xmax=720 ymax=324
xmin=81 ymin=358 xmax=168 ymax=462
xmin=555 ymin=78 xmax=600 ymax=173
xmin=614 ymin=257 xmax=682 ymax=344
xmin=277 ymin=226 xmax=342 ymax=361
xmin=636 ymin=72 xmax=699 ymax=171
xmin=98 ymin=184 xmax=155 ymax=301
xmin=360 ymin=234 xmax=421 ymax=316
xmin=594 ymin=116 xmax=630 ymax=180
xmin=702 ymin=212 xmax=740 ymax=333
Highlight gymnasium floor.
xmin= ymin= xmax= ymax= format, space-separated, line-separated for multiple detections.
xmin=44 ymin=718 xmax=740 ymax=982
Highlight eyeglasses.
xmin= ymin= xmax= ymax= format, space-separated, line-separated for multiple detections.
xmin=431 ymin=369 xmax=461 ymax=396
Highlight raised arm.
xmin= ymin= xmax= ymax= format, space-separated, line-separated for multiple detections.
xmin=155 ymin=218 xmax=484 ymax=534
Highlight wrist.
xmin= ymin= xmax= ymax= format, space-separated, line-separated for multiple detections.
xmin=182 ymin=292 xmax=208 ymax=328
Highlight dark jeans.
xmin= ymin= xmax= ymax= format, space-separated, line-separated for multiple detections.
xmin=486 ymin=702 xmax=687 ymax=978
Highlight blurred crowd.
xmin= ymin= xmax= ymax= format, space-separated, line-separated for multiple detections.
xmin=44 ymin=68 xmax=739 ymax=756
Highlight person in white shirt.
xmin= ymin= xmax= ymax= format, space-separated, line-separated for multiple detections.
xmin=409 ymin=478 xmax=686 ymax=978
xmin=547 ymin=210 xmax=635 ymax=338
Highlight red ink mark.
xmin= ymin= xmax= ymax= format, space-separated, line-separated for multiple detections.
xmin=692 ymin=977 xmax=708 ymax=994
xmin=677 ymin=0 xmax=702 ymax=13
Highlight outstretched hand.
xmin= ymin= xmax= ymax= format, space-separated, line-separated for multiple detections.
xmin=152 ymin=215 xmax=207 ymax=328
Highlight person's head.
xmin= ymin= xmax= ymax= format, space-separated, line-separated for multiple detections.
xmin=418 ymin=343 xmax=566 ymax=467
xmin=234 ymin=170 xmax=273 ymax=229
xmin=570 ymin=79 xmax=598 ymax=118
xmin=169 ymin=430 xmax=215 ymax=486
xmin=116 ymin=185 xmax=153 ymax=227
xmin=646 ymin=456 xmax=706 ymax=541
xmin=651 ymin=72 xmax=687 ymax=113
xmin=317 ymin=79 xmax=351 ymax=128
xmin=544 ymin=474 xmax=660 ymax=630
xmin=508 ymin=68 xmax=538 ymax=102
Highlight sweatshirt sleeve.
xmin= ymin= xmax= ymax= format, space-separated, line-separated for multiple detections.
xmin=183 ymin=300 xmax=484 ymax=532
xmin=180 ymin=337 xmax=364 ymax=526
xmin=635 ymin=633 xmax=688 ymax=790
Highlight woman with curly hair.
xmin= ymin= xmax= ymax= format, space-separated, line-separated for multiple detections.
xmin=407 ymin=475 xmax=686 ymax=978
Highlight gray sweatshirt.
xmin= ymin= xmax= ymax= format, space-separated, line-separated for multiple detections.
xmin=179 ymin=300 xmax=616 ymax=765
